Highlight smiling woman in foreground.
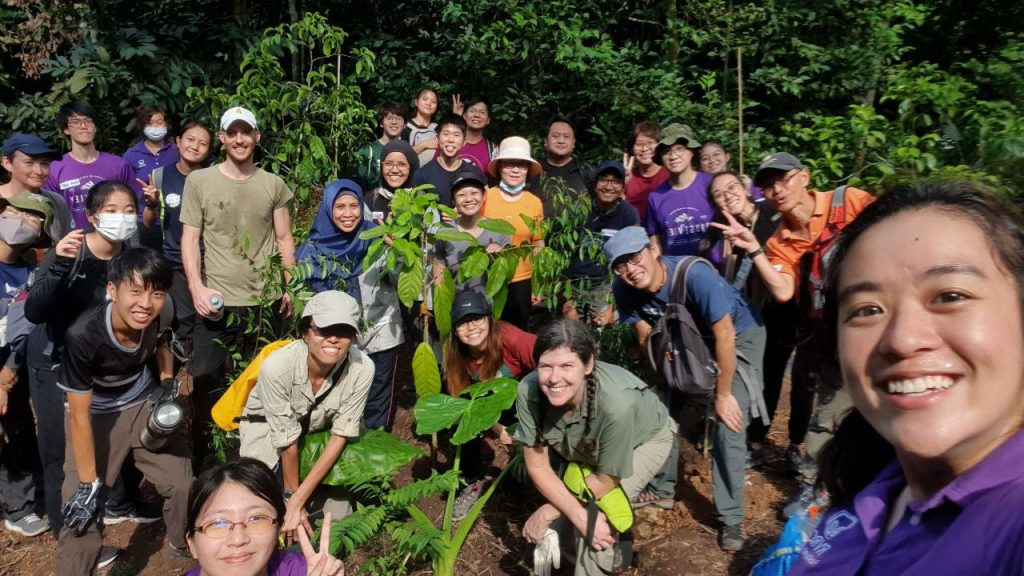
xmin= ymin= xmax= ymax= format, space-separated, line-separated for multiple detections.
xmin=790 ymin=181 xmax=1024 ymax=574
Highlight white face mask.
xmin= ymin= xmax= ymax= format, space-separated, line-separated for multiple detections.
xmin=95 ymin=213 xmax=137 ymax=242
xmin=143 ymin=126 xmax=168 ymax=142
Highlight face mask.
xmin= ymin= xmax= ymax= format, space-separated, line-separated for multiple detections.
xmin=0 ymin=217 xmax=41 ymax=246
xmin=144 ymin=126 xmax=168 ymax=141
xmin=95 ymin=213 xmax=137 ymax=242
xmin=499 ymin=181 xmax=526 ymax=196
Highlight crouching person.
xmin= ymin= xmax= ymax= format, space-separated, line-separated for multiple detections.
xmin=238 ymin=291 xmax=373 ymax=544
xmin=515 ymin=320 xmax=676 ymax=575
xmin=56 ymin=247 xmax=192 ymax=574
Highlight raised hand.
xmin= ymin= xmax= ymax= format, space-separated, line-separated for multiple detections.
xmin=452 ymin=94 xmax=464 ymax=116
xmin=709 ymin=211 xmax=759 ymax=252
xmin=300 ymin=512 xmax=345 ymax=576
xmin=55 ymin=229 xmax=85 ymax=259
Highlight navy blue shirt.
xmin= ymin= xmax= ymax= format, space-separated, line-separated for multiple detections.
xmin=410 ymin=159 xmax=460 ymax=207
xmin=568 ymin=199 xmax=640 ymax=281
xmin=159 ymin=164 xmax=189 ymax=264
xmin=613 ymin=256 xmax=760 ymax=337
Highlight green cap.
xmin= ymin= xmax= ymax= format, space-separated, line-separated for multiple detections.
xmin=654 ymin=123 xmax=702 ymax=165
xmin=1 ymin=191 xmax=54 ymax=237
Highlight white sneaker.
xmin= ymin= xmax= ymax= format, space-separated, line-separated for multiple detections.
xmin=4 ymin=513 xmax=49 ymax=537
xmin=96 ymin=546 xmax=121 ymax=569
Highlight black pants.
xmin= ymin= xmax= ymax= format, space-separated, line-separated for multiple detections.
xmin=27 ymin=363 xmax=65 ymax=534
xmin=501 ymin=279 xmax=531 ymax=331
xmin=0 ymin=369 xmax=42 ymax=523
xmin=363 ymin=347 xmax=399 ymax=431
xmin=190 ymin=303 xmax=282 ymax=467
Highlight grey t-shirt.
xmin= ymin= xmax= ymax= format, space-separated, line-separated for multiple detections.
xmin=433 ymin=224 xmax=510 ymax=293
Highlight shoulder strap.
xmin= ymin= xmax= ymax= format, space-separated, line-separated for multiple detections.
xmin=64 ymin=241 xmax=87 ymax=289
xmin=671 ymin=256 xmax=715 ymax=306
xmin=826 ymin=185 xmax=848 ymax=227
xmin=152 ymin=166 xmax=165 ymax=193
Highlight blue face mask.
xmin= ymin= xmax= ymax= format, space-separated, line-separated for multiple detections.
xmin=499 ymin=181 xmax=526 ymax=196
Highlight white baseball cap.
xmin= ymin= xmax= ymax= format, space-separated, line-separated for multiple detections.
xmin=219 ymin=106 xmax=258 ymax=131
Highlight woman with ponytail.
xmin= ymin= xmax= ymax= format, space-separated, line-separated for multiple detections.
xmin=514 ymin=319 xmax=676 ymax=575
xmin=790 ymin=180 xmax=1024 ymax=574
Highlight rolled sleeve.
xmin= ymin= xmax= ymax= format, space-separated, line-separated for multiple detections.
xmin=328 ymin=352 xmax=374 ymax=438
xmin=512 ymin=375 xmax=541 ymax=446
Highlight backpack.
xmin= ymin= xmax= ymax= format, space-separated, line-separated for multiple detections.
xmin=795 ymin=186 xmax=849 ymax=342
xmin=646 ymin=257 xmax=720 ymax=395
xmin=210 ymin=339 xmax=293 ymax=431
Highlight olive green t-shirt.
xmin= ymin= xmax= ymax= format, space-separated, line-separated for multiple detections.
xmin=180 ymin=166 xmax=292 ymax=305
xmin=513 ymin=361 xmax=668 ymax=479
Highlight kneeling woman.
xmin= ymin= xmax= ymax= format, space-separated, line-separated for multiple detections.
xmin=239 ymin=291 xmax=374 ymax=544
xmin=186 ymin=457 xmax=343 ymax=576
xmin=514 ymin=320 xmax=676 ymax=574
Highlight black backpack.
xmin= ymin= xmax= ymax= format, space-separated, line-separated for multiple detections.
xmin=646 ymin=257 xmax=720 ymax=395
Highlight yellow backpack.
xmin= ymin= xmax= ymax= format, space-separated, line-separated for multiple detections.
xmin=210 ymin=339 xmax=293 ymax=431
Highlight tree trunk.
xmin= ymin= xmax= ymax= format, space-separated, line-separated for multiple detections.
xmin=666 ymin=0 xmax=679 ymax=63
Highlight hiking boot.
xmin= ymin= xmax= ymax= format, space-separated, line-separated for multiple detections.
xmin=782 ymin=483 xmax=828 ymax=519
xmin=718 ymin=524 xmax=744 ymax=552
xmin=97 ymin=546 xmax=121 ymax=569
xmin=452 ymin=481 xmax=483 ymax=522
xmin=104 ymin=505 xmax=160 ymax=525
xmin=4 ymin=513 xmax=48 ymax=537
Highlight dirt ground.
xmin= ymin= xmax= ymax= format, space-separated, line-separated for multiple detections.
xmin=4 ymin=371 xmax=799 ymax=576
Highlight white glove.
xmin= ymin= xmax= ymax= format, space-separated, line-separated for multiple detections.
xmin=533 ymin=528 xmax=560 ymax=576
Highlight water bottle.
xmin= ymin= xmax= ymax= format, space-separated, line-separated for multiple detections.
xmin=209 ymin=294 xmax=224 ymax=321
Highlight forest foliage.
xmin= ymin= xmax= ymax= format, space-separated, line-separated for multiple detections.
xmin=2 ymin=0 xmax=1023 ymax=198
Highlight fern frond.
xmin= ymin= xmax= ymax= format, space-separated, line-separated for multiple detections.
xmin=383 ymin=469 xmax=460 ymax=508
xmin=391 ymin=515 xmax=447 ymax=560
xmin=327 ymin=503 xmax=392 ymax=555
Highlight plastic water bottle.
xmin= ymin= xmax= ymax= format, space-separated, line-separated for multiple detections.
xmin=209 ymin=294 xmax=224 ymax=321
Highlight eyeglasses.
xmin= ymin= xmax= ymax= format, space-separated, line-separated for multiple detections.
xmin=1 ymin=207 xmax=44 ymax=225
xmin=195 ymin=514 xmax=277 ymax=539
xmin=596 ymin=176 xmax=622 ymax=186
xmin=662 ymin=146 xmax=689 ymax=159
xmin=67 ymin=117 xmax=95 ymax=128
xmin=383 ymin=161 xmax=409 ymax=170
xmin=456 ymin=316 xmax=488 ymax=330
xmin=613 ymin=251 xmax=645 ymax=274
xmin=382 ymin=114 xmax=404 ymax=123
xmin=711 ymin=181 xmax=745 ymax=201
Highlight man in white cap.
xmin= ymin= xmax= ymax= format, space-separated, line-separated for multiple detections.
xmin=180 ymin=106 xmax=296 ymax=465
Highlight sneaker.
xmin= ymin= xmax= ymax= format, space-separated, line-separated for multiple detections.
xmin=165 ymin=543 xmax=193 ymax=561
xmin=785 ymin=445 xmax=805 ymax=474
xmin=4 ymin=513 xmax=49 ymax=537
xmin=452 ymin=482 xmax=483 ymax=522
xmin=781 ymin=483 xmax=828 ymax=519
xmin=745 ymin=448 xmax=766 ymax=469
xmin=104 ymin=505 xmax=161 ymax=525
xmin=718 ymin=524 xmax=744 ymax=552
xmin=97 ymin=546 xmax=121 ymax=569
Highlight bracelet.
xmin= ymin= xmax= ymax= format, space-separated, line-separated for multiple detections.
xmin=283 ymin=489 xmax=294 ymax=502
xmin=747 ymin=247 xmax=764 ymax=260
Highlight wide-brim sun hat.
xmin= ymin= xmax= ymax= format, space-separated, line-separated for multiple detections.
xmin=486 ymin=136 xmax=542 ymax=179
xmin=653 ymin=123 xmax=702 ymax=166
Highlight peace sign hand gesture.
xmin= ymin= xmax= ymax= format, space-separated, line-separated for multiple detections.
xmin=710 ymin=211 xmax=760 ymax=252
xmin=299 ymin=512 xmax=345 ymax=576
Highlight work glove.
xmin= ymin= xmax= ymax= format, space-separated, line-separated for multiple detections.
xmin=533 ymin=528 xmax=560 ymax=576
xmin=148 ymin=377 xmax=178 ymax=405
xmin=62 ymin=479 xmax=103 ymax=535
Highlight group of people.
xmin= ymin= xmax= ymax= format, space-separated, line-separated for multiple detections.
xmin=0 ymin=85 xmax=1020 ymax=576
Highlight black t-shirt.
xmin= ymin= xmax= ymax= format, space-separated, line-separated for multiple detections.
xmin=532 ymin=158 xmax=595 ymax=217
xmin=410 ymin=159 xmax=460 ymax=207
xmin=568 ymin=199 xmax=640 ymax=281
xmin=58 ymin=301 xmax=169 ymax=414
xmin=159 ymin=164 xmax=189 ymax=264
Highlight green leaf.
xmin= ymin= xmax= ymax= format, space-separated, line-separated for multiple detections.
xmin=414 ymin=394 xmax=468 ymax=435
xmin=434 ymin=229 xmax=479 ymax=244
xmin=299 ymin=429 xmax=422 ymax=486
xmin=412 ymin=341 xmax=442 ymax=397
xmin=359 ymin=226 xmax=389 ymax=240
xmin=484 ymin=256 xmax=510 ymax=299
xmin=434 ymin=270 xmax=455 ymax=339
xmin=451 ymin=378 xmax=518 ymax=445
xmin=361 ymin=238 xmax=386 ymax=270
xmin=459 ymin=250 xmax=489 ymax=282
xmin=397 ymin=257 xmax=424 ymax=307
xmin=478 ymin=218 xmax=516 ymax=236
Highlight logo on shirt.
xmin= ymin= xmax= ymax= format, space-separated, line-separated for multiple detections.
xmin=674 ymin=213 xmax=695 ymax=224
xmin=800 ymin=510 xmax=858 ymax=566
xmin=165 ymin=193 xmax=181 ymax=208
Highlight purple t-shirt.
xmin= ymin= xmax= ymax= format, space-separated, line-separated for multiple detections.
xmin=186 ymin=550 xmax=306 ymax=576
xmin=458 ymin=138 xmax=494 ymax=171
xmin=644 ymin=171 xmax=716 ymax=257
xmin=123 ymin=139 xmax=179 ymax=184
xmin=44 ymin=152 xmax=139 ymax=229
xmin=791 ymin=429 xmax=1024 ymax=576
